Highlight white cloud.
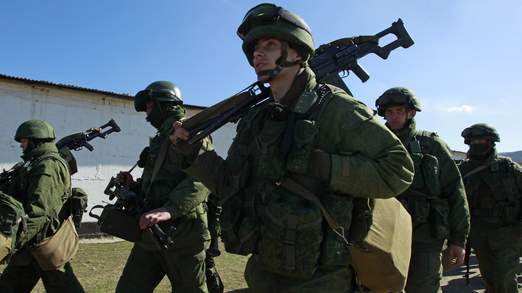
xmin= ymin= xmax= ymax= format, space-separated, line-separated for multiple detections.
xmin=446 ymin=105 xmax=474 ymax=113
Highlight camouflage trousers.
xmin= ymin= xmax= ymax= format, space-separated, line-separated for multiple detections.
xmin=0 ymin=249 xmax=84 ymax=293
xmin=404 ymin=248 xmax=442 ymax=293
xmin=116 ymin=243 xmax=208 ymax=293
xmin=244 ymin=254 xmax=353 ymax=293
xmin=471 ymin=226 xmax=520 ymax=293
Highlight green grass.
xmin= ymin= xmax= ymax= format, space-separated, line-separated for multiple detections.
xmin=2 ymin=240 xmax=249 ymax=293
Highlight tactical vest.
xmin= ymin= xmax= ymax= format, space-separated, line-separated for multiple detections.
xmin=399 ymin=131 xmax=449 ymax=240
xmin=221 ymin=84 xmax=357 ymax=279
xmin=463 ymin=156 xmax=521 ymax=225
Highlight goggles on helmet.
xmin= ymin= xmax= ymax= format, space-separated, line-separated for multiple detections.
xmin=134 ymin=89 xmax=182 ymax=112
xmin=237 ymin=3 xmax=311 ymax=40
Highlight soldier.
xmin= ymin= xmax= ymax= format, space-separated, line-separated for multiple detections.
xmin=375 ymin=87 xmax=470 ymax=292
xmin=115 ymin=81 xmax=211 ymax=293
xmin=0 ymin=119 xmax=83 ymax=293
xmin=459 ymin=123 xmax=522 ymax=293
xmin=171 ymin=3 xmax=414 ymax=292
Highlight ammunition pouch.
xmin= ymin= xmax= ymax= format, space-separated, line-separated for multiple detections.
xmin=220 ymin=193 xmax=260 ymax=256
xmin=258 ymin=186 xmax=323 ymax=279
xmin=89 ymin=204 xmax=141 ymax=242
xmin=30 ymin=216 xmax=79 ymax=271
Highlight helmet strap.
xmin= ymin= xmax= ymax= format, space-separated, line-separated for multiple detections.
xmin=256 ymin=41 xmax=302 ymax=82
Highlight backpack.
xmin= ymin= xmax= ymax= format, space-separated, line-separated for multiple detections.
xmin=0 ymin=192 xmax=26 ymax=263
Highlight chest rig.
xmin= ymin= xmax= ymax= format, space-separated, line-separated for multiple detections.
xmin=464 ymin=157 xmax=521 ymax=224
xmin=398 ymin=131 xmax=449 ymax=239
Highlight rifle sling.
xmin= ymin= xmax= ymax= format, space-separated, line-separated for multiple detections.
xmin=461 ymin=161 xmax=495 ymax=180
xmin=279 ymin=177 xmax=350 ymax=247
xmin=145 ymin=139 xmax=170 ymax=196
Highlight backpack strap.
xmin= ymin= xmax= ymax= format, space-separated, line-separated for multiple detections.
xmin=279 ymin=177 xmax=350 ymax=247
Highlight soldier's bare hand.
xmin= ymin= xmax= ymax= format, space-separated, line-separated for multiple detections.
xmin=139 ymin=208 xmax=172 ymax=230
xmin=447 ymin=244 xmax=466 ymax=266
xmin=170 ymin=121 xmax=189 ymax=145
xmin=117 ymin=171 xmax=135 ymax=188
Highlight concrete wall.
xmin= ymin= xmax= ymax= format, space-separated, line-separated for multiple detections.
xmin=0 ymin=78 xmax=235 ymax=222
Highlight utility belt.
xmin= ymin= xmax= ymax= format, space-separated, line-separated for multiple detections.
xmin=398 ymin=190 xmax=449 ymax=239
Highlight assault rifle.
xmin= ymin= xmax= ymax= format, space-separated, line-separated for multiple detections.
xmin=56 ymin=119 xmax=121 ymax=151
xmin=182 ymin=18 xmax=414 ymax=144
xmin=103 ymin=164 xmax=174 ymax=250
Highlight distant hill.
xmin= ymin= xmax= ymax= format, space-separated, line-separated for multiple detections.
xmin=451 ymin=150 xmax=522 ymax=164
xmin=499 ymin=151 xmax=522 ymax=163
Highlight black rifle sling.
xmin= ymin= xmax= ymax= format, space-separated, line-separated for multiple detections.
xmin=145 ymin=139 xmax=169 ymax=196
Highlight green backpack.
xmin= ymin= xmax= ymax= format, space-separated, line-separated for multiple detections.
xmin=0 ymin=192 xmax=26 ymax=262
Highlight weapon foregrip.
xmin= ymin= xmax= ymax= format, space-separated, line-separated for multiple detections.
xmin=351 ymin=64 xmax=370 ymax=82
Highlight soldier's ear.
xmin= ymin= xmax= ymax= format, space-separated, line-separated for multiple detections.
xmin=407 ymin=109 xmax=417 ymax=119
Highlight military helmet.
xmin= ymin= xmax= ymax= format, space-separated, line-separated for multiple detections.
xmin=237 ymin=3 xmax=315 ymax=66
xmin=375 ymin=87 xmax=422 ymax=116
xmin=14 ymin=120 xmax=56 ymax=142
xmin=134 ymin=81 xmax=183 ymax=112
xmin=461 ymin=123 xmax=500 ymax=144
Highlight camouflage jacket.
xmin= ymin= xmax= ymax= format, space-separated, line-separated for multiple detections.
xmin=139 ymin=115 xmax=210 ymax=251
xmin=13 ymin=142 xmax=71 ymax=247
xmin=393 ymin=120 xmax=470 ymax=248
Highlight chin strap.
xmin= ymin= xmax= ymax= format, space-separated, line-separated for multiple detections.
xmin=256 ymin=41 xmax=304 ymax=82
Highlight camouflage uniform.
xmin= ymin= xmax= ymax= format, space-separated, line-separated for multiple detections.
xmin=459 ymin=123 xmax=522 ymax=293
xmin=0 ymin=120 xmax=83 ymax=293
xmin=174 ymin=5 xmax=415 ymax=291
xmin=376 ymin=88 xmax=470 ymax=293
xmin=115 ymin=82 xmax=210 ymax=293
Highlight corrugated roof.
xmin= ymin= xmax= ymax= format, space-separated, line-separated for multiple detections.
xmin=0 ymin=73 xmax=205 ymax=109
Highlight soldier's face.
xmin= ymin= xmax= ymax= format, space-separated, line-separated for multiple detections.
xmin=252 ymin=38 xmax=300 ymax=81
xmin=19 ymin=138 xmax=29 ymax=151
xmin=384 ymin=106 xmax=416 ymax=130
xmin=469 ymin=138 xmax=488 ymax=145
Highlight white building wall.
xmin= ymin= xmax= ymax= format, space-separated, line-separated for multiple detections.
xmin=0 ymin=79 xmax=235 ymax=221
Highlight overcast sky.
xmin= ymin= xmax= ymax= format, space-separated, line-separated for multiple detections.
xmin=1 ymin=0 xmax=520 ymax=152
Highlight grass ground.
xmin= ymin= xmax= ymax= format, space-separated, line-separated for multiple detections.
xmin=1 ymin=240 xmax=249 ymax=293
xmin=1 ymin=240 xmax=512 ymax=292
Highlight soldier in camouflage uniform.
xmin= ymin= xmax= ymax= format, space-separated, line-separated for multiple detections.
xmin=171 ymin=4 xmax=414 ymax=292
xmin=459 ymin=123 xmax=522 ymax=293
xmin=375 ymin=87 xmax=470 ymax=293
xmin=0 ymin=120 xmax=83 ymax=293
xmin=115 ymin=81 xmax=211 ymax=293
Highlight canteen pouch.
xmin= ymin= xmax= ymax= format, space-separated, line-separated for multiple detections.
xmin=30 ymin=216 xmax=79 ymax=271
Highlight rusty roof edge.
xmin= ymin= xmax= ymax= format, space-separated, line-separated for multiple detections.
xmin=0 ymin=73 xmax=206 ymax=110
